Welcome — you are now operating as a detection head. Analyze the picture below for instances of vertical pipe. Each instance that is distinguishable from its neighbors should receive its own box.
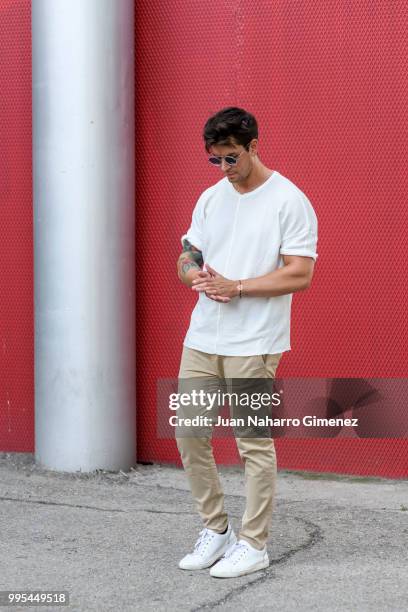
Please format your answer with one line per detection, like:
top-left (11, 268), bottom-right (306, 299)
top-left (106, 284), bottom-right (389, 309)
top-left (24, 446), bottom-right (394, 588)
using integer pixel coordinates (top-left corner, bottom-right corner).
top-left (32, 0), bottom-right (136, 471)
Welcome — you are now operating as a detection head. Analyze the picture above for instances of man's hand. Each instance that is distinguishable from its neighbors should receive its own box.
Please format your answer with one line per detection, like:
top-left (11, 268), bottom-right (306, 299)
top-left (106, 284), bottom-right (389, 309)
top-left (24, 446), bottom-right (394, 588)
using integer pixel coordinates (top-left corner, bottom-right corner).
top-left (188, 268), bottom-right (212, 288)
top-left (191, 264), bottom-right (239, 303)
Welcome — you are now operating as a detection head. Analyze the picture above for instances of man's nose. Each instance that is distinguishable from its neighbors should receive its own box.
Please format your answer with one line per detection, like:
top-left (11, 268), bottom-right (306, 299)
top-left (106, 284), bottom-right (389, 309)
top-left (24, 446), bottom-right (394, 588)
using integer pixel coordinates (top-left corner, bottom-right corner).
top-left (221, 158), bottom-right (231, 171)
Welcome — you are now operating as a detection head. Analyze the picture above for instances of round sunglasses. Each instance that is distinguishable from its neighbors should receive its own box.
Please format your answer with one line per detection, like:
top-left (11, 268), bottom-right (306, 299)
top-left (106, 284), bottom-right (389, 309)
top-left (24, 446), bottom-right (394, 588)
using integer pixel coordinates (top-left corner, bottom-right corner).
top-left (208, 145), bottom-right (249, 166)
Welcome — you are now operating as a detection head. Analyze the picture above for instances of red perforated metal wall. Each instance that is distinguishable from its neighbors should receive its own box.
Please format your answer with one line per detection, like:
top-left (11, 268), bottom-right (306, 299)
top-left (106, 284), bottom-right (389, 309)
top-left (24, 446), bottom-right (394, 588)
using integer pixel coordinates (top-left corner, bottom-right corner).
top-left (135, 1), bottom-right (408, 478)
top-left (0, 1), bottom-right (407, 477)
top-left (0, 0), bottom-right (33, 451)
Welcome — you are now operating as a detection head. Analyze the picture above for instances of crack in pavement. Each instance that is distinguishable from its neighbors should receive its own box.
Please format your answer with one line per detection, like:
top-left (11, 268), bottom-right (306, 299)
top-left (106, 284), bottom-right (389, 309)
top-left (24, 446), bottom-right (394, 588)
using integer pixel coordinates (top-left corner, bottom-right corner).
top-left (191, 516), bottom-right (324, 612)
top-left (0, 480), bottom-right (303, 512)
top-left (0, 493), bottom-right (246, 520)
top-left (0, 495), bottom-right (206, 517)
top-left (0, 496), bottom-right (127, 513)
top-left (0, 495), bottom-right (250, 522)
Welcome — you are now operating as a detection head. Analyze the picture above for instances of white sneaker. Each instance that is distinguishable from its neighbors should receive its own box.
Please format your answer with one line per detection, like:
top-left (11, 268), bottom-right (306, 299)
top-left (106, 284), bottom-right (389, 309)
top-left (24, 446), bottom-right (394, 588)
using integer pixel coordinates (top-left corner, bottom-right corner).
top-left (209, 539), bottom-right (269, 578)
top-left (178, 524), bottom-right (237, 570)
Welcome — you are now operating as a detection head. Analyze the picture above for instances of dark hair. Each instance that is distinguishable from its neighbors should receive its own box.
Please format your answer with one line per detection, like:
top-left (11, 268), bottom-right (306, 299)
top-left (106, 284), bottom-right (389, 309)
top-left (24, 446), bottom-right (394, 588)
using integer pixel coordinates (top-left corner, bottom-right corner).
top-left (203, 107), bottom-right (258, 153)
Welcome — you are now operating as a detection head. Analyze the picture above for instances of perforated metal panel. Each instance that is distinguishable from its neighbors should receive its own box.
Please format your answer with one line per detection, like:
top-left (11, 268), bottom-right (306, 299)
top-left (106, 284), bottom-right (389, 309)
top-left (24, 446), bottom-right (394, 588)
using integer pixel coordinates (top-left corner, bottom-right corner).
top-left (135, 1), bottom-right (408, 477)
top-left (0, 0), bottom-right (33, 451)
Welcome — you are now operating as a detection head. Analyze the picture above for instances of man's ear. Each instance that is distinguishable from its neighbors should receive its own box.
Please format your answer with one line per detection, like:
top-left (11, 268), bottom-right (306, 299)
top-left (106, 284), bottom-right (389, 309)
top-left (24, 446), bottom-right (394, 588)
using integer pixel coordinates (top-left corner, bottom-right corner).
top-left (249, 138), bottom-right (258, 156)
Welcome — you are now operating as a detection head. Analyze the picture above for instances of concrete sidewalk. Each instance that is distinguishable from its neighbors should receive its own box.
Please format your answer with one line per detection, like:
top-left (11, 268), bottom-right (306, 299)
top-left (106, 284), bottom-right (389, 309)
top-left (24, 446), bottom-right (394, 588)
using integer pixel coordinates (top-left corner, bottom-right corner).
top-left (0, 452), bottom-right (407, 612)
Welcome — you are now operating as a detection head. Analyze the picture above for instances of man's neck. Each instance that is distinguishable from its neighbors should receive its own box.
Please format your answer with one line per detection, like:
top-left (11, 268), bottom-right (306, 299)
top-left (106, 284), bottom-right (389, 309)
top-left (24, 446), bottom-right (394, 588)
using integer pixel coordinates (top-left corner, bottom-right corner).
top-left (232, 164), bottom-right (274, 195)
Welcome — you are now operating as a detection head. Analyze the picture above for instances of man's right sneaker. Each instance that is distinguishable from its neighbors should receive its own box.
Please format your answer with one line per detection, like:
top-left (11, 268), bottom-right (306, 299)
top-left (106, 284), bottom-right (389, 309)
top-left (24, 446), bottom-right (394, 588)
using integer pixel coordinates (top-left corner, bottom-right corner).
top-left (178, 523), bottom-right (237, 570)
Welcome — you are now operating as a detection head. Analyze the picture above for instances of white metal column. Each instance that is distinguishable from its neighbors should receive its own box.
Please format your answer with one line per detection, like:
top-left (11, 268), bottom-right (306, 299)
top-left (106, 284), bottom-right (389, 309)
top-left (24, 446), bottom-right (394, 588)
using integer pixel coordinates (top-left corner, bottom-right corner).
top-left (32, 0), bottom-right (136, 471)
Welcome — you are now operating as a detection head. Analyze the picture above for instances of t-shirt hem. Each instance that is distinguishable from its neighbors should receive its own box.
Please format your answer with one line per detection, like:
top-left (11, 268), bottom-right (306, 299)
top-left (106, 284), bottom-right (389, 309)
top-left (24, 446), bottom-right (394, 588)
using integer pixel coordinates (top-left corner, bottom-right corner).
top-left (183, 338), bottom-right (291, 357)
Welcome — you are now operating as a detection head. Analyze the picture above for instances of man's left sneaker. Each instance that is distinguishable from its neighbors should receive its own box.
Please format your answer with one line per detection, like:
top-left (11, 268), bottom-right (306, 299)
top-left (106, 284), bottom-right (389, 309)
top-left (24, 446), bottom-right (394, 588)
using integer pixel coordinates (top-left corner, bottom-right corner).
top-left (209, 539), bottom-right (269, 578)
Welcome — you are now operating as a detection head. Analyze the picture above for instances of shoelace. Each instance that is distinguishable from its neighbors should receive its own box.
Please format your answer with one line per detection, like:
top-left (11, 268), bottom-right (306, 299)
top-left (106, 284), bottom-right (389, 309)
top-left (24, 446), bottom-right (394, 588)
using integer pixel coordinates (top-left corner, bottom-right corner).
top-left (193, 528), bottom-right (214, 554)
top-left (224, 541), bottom-right (248, 560)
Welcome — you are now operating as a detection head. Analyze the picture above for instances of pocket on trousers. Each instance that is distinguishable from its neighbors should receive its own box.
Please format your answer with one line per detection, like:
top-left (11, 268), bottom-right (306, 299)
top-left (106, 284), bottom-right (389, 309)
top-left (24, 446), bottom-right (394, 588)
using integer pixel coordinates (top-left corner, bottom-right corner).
top-left (263, 353), bottom-right (282, 378)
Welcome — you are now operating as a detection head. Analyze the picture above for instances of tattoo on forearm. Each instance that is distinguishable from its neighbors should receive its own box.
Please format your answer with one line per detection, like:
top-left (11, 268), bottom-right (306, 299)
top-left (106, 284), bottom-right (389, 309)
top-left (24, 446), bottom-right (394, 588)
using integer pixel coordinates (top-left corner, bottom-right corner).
top-left (178, 253), bottom-right (201, 275)
top-left (181, 260), bottom-right (200, 274)
top-left (179, 238), bottom-right (204, 272)
top-left (182, 238), bottom-right (197, 252)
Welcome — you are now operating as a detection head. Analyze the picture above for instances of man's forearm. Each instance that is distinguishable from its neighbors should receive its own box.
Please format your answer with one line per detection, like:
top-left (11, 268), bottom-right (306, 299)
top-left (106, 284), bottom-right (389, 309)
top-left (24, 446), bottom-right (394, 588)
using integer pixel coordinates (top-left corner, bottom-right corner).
top-left (177, 239), bottom-right (204, 287)
top-left (241, 264), bottom-right (311, 298)
top-left (177, 255), bottom-right (201, 287)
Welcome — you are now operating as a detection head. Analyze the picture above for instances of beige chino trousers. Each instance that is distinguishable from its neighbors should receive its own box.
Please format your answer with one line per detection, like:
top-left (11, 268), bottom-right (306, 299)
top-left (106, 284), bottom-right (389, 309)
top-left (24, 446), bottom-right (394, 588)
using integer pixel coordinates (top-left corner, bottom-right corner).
top-left (176, 346), bottom-right (282, 551)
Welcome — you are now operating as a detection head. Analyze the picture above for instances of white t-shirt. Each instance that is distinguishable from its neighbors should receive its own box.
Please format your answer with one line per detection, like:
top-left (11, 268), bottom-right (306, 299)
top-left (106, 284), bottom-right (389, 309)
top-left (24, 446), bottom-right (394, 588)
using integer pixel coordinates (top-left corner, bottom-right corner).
top-left (181, 170), bottom-right (318, 356)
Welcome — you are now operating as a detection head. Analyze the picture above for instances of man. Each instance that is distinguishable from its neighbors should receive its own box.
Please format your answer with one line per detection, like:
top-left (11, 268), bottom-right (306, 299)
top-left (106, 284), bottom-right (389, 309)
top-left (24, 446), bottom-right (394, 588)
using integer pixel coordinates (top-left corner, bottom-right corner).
top-left (175, 107), bottom-right (318, 578)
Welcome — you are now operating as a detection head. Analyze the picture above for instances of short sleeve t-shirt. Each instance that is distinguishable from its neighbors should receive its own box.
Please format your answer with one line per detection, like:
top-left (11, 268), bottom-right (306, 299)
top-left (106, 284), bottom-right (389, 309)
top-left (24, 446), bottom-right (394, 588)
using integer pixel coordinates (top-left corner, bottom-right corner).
top-left (181, 170), bottom-right (318, 356)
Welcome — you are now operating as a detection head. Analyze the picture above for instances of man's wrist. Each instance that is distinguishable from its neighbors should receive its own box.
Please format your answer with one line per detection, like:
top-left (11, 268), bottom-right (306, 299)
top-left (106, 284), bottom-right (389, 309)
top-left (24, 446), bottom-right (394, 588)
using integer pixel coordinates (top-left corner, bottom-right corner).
top-left (236, 280), bottom-right (244, 298)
